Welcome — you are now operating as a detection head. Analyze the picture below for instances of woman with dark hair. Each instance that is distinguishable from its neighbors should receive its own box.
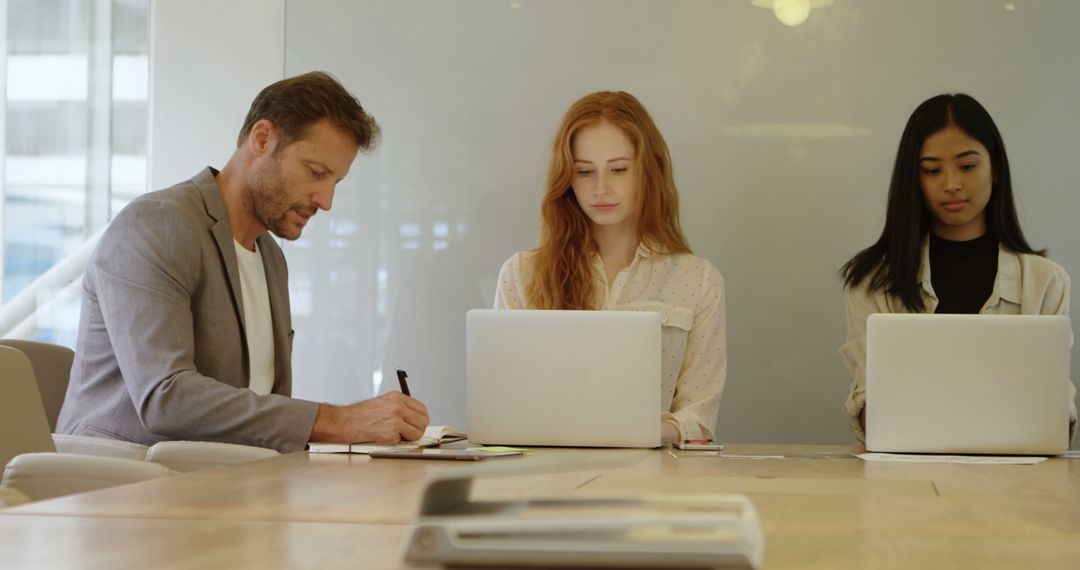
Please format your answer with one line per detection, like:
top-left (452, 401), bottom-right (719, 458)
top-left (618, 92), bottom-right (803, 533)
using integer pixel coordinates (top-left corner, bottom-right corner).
top-left (839, 93), bottom-right (1075, 442)
top-left (494, 91), bottom-right (726, 443)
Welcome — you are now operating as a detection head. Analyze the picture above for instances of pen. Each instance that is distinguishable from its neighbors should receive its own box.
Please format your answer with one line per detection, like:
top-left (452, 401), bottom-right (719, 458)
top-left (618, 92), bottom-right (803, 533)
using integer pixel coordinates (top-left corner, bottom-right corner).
top-left (396, 368), bottom-right (411, 396)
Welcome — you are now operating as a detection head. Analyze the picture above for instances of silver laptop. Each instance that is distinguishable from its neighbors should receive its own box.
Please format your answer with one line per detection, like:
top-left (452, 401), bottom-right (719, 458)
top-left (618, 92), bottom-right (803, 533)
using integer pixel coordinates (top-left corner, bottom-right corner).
top-left (467, 309), bottom-right (661, 448)
top-left (865, 314), bottom-right (1073, 455)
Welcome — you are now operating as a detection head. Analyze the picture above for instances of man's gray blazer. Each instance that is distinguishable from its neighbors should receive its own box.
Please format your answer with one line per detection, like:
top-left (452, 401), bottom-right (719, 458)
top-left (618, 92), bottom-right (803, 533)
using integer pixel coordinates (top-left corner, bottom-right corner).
top-left (56, 168), bottom-right (320, 452)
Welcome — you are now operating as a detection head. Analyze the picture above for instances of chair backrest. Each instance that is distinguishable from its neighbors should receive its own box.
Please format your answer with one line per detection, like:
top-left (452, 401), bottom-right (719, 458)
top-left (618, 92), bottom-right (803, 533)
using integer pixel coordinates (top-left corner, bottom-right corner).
top-left (0, 340), bottom-right (74, 432)
top-left (0, 346), bottom-right (57, 469)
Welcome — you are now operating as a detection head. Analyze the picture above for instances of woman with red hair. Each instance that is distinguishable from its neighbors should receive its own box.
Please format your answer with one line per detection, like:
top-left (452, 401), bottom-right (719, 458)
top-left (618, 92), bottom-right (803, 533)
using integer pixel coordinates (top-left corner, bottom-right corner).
top-left (494, 91), bottom-right (726, 443)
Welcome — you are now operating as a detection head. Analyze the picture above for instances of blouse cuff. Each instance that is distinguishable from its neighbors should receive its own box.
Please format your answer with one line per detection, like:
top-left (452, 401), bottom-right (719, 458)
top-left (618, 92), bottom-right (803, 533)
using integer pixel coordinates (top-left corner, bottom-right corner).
top-left (844, 393), bottom-right (867, 444)
top-left (664, 410), bottom-right (714, 441)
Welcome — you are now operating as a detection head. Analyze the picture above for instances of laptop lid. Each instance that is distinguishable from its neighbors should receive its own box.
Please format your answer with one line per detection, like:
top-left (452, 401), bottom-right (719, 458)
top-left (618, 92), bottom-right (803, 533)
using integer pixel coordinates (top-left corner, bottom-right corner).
top-left (865, 314), bottom-right (1072, 455)
top-left (467, 309), bottom-right (661, 448)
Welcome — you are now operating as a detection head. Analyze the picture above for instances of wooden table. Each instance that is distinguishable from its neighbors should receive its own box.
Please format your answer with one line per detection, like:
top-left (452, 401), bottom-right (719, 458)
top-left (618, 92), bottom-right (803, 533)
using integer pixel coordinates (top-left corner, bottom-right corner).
top-left (2, 444), bottom-right (1079, 569)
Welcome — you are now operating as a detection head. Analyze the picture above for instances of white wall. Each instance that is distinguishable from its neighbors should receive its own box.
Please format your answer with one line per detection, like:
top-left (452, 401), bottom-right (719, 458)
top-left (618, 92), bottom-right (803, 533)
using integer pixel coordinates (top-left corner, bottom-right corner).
top-left (152, 0), bottom-right (1080, 445)
top-left (148, 0), bottom-right (285, 189)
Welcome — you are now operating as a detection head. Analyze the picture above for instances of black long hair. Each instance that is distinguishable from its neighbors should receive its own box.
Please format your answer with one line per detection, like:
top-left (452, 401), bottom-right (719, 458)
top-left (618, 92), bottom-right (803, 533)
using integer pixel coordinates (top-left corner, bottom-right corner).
top-left (840, 93), bottom-right (1044, 312)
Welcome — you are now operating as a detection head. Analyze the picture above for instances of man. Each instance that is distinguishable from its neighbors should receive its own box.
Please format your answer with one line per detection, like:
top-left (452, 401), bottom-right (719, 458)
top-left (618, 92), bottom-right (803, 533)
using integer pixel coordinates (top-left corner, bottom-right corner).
top-left (56, 72), bottom-right (429, 453)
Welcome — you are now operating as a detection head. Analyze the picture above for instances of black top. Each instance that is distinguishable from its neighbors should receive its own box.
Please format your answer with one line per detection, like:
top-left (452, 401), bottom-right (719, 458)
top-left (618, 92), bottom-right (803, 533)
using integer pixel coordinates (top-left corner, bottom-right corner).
top-left (929, 231), bottom-right (999, 314)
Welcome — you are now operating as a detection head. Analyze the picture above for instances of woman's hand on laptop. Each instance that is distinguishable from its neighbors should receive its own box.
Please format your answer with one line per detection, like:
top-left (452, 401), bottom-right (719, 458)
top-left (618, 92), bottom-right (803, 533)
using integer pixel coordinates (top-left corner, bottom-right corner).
top-left (310, 392), bottom-right (430, 444)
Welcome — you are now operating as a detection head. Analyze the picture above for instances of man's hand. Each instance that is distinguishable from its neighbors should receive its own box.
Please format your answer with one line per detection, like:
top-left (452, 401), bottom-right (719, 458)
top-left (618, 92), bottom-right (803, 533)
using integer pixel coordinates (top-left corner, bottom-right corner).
top-left (310, 392), bottom-right (430, 444)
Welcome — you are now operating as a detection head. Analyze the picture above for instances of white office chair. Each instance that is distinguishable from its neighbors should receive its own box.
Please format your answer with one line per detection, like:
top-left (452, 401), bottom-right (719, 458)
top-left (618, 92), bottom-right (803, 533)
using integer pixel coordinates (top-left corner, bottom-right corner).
top-left (0, 346), bottom-right (175, 502)
top-left (145, 440), bottom-right (280, 473)
top-left (51, 433), bottom-right (150, 460)
top-left (2, 340), bottom-right (281, 471)
top-left (0, 486), bottom-right (30, 509)
top-left (0, 339), bottom-right (152, 460)
top-left (3, 453), bottom-right (173, 502)
top-left (0, 339), bottom-right (74, 432)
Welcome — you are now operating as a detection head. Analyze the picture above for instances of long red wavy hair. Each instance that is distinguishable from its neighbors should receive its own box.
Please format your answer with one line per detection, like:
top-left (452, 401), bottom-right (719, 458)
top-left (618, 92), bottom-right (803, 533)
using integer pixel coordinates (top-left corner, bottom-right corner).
top-left (526, 91), bottom-right (691, 310)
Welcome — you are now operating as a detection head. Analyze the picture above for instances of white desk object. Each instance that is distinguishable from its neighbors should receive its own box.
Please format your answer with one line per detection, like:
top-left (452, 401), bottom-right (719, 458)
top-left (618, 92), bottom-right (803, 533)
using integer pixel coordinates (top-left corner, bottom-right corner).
top-left (402, 460), bottom-right (764, 569)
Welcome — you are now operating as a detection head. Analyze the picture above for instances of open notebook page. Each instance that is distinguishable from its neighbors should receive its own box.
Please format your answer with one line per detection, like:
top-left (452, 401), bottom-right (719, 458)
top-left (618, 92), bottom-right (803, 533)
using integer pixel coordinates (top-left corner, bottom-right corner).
top-left (308, 425), bottom-right (467, 454)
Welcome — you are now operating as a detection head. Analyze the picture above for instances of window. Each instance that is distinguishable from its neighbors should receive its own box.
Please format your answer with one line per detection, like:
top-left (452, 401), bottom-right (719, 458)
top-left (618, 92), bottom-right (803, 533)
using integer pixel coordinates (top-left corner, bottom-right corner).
top-left (1, 0), bottom-right (149, 345)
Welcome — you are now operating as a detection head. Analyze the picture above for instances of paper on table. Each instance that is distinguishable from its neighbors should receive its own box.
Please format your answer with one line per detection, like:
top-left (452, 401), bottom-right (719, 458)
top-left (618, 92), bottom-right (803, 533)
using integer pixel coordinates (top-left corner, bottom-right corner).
top-left (857, 452), bottom-right (1047, 465)
top-left (708, 452), bottom-right (857, 460)
top-left (467, 446), bottom-right (531, 453)
top-left (307, 442), bottom-right (352, 453)
top-left (308, 425), bottom-right (467, 454)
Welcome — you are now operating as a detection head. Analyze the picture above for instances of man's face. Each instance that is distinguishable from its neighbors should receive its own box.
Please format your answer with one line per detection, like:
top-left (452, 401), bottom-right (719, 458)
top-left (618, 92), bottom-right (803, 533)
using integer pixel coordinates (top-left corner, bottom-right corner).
top-left (249, 119), bottom-right (359, 240)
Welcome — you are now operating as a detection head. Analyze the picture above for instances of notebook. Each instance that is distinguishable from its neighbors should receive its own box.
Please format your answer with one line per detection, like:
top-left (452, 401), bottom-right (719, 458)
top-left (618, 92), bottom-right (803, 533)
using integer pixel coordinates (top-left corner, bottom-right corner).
top-left (865, 314), bottom-right (1073, 455)
top-left (308, 425), bottom-right (466, 454)
top-left (466, 309), bottom-right (662, 448)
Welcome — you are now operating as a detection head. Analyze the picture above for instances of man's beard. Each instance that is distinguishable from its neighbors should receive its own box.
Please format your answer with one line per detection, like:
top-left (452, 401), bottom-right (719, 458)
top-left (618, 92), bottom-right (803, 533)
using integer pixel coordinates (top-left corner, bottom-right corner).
top-left (248, 159), bottom-right (315, 241)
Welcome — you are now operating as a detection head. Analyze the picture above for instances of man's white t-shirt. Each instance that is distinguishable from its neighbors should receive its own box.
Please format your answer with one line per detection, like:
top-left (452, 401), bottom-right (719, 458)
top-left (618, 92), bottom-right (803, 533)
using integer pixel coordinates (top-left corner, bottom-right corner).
top-left (233, 240), bottom-right (275, 395)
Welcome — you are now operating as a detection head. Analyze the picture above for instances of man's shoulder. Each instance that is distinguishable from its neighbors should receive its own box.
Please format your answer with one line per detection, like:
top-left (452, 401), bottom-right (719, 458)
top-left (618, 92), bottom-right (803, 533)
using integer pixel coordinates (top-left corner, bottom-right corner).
top-left (95, 171), bottom-right (222, 267)
top-left (137, 170), bottom-right (214, 213)
top-left (114, 170), bottom-right (217, 230)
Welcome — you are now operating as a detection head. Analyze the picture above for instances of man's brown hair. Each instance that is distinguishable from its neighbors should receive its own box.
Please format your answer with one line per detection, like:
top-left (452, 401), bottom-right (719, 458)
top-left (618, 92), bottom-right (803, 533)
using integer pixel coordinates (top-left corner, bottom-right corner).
top-left (237, 71), bottom-right (380, 152)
